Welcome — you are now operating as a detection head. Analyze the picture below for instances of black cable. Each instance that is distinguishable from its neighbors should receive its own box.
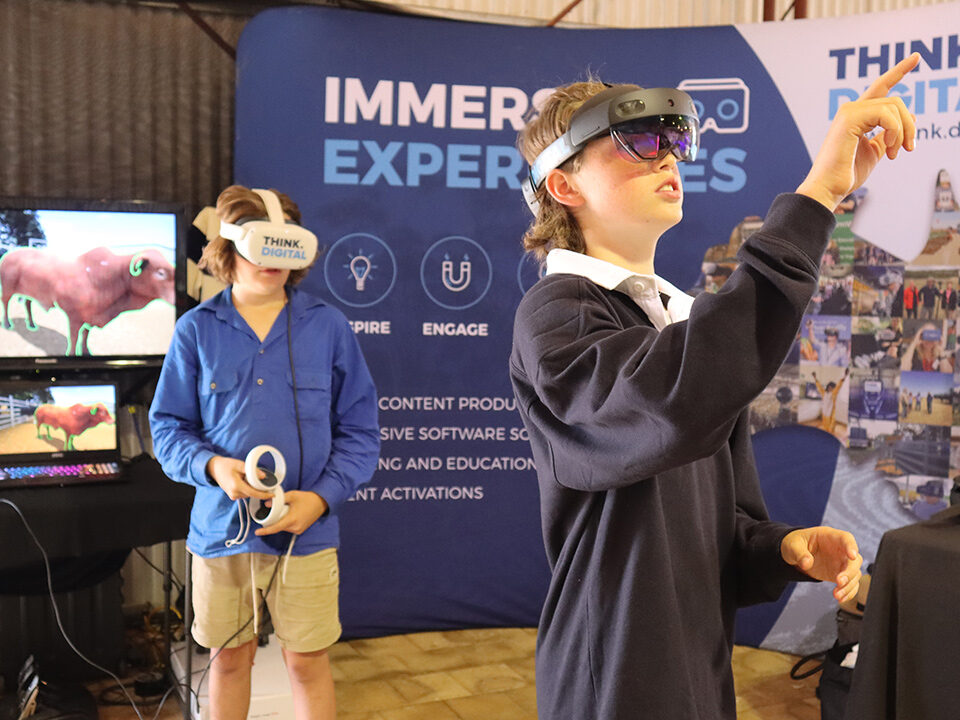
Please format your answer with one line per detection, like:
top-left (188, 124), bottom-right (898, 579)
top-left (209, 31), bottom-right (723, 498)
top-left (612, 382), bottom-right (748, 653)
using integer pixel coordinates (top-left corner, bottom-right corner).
top-left (176, 289), bottom-right (299, 695)
top-left (790, 650), bottom-right (827, 679)
top-left (193, 554), bottom-right (284, 698)
top-left (137, 679), bottom-right (197, 720)
top-left (149, 683), bottom-right (182, 720)
top-left (0, 498), bottom-right (146, 720)
top-left (134, 547), bottom-right (184, 592)
top-left (174, 288), bottom-right (301, 709)
top-left (2, 292), bottom-right (309, 719)
top-left (98, 680), bottom-right (165, 707)
top-left (286, 292), bottom-right (304, 486)
top-left (189, 296), bottom-right (299, 698)
top-left (0, 498), bottom-right (203, 720)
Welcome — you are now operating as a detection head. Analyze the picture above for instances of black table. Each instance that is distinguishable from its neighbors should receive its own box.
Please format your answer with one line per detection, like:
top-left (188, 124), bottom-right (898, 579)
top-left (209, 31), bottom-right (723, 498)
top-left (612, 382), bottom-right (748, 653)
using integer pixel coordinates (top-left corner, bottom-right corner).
top-left (846, 504), bottom-right (960, 719)
top-left (0, 455), bottom-right (193, 573)
top-left (0, 456), bottom-right (194, 688)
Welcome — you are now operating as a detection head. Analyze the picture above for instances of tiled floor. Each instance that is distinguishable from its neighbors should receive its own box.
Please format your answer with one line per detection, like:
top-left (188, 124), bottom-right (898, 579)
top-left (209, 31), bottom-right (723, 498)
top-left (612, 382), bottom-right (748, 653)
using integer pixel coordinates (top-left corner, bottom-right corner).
top-left (97, 627), bottom-right (822, 719)
top-left (331, 630), bottom-right (821, 720)
top-left (330, 628), bottom-right (538, 720)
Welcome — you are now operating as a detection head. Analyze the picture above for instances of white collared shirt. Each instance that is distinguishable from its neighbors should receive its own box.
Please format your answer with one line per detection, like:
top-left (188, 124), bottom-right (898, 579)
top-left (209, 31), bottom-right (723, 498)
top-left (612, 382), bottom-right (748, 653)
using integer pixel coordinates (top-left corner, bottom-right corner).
top-left (545, 248), bottom-right (694, 331)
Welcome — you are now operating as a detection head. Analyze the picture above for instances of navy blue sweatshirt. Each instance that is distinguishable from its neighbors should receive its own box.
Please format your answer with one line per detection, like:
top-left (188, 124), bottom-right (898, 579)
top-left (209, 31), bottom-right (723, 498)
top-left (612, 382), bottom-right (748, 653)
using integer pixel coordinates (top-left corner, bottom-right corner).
top-left (510, 193), bottom-right (836, 719)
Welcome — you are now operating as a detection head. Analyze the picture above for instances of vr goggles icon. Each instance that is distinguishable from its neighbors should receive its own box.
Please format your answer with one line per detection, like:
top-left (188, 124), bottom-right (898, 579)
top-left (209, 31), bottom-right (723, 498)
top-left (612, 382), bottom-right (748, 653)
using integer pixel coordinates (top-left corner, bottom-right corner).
top-left (676, 78), bottom-right (750, 135)
top-left (219, 188), bottom-right (318, 270)
top-left (522, 86), bottom-right (700, 215)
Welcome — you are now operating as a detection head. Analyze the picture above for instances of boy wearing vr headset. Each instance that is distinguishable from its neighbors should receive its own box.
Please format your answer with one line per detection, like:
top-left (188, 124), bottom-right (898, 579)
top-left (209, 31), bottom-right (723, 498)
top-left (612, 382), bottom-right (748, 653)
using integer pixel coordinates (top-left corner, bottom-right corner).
top-left (510, 55), bottom-right (919, 719)
top-left (149, 185), bottom-right (379, 720)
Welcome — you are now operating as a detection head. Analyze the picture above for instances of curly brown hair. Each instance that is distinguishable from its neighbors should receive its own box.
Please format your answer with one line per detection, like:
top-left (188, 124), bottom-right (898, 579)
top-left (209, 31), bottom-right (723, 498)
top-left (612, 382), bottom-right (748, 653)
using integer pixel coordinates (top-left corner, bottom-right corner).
top-left (199, 184), bottom-right (314, 286)
top-left (518, 80), bottom-right (641, 260)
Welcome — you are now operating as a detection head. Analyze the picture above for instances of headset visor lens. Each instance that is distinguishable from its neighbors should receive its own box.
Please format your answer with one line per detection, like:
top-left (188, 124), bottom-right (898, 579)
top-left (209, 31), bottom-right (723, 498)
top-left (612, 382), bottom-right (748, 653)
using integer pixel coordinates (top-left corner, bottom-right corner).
top-left (611, 115), bottom-right (699, 163)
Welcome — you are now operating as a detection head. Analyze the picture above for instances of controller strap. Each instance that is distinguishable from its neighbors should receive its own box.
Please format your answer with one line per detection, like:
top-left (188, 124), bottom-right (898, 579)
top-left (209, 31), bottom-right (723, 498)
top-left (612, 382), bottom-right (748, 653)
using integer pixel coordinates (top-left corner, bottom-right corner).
top-left (225, 500), bottom-right (252, 548)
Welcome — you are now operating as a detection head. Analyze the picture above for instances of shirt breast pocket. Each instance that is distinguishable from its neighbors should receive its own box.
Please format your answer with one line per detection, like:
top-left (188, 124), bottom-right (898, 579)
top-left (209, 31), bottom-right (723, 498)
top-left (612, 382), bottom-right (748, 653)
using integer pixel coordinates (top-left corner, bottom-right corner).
top-left (198, 369), bottom-right (240, 427)
top-left (289, 369), bottom-right (332, 422)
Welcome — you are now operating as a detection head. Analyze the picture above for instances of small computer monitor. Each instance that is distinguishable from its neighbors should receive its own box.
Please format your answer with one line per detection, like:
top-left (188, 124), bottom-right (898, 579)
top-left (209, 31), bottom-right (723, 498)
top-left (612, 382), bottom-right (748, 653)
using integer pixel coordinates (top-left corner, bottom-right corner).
top-left (0, 197), bottom-right (185, 369)
top-left (0, 378), bottom-right (122, 488)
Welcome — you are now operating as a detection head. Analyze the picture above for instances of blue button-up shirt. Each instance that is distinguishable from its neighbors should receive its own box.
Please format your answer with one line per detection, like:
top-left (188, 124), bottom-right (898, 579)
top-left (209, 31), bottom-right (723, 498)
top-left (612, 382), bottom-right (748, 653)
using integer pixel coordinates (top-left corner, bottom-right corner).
top-left (149, 285), bottom-right (380, 558)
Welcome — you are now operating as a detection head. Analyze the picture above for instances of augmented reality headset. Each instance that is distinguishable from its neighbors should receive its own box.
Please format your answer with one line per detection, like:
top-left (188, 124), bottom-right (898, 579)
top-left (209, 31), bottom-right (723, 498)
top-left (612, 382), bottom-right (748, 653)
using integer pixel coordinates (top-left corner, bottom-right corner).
top-left (522, 86), bottom-right (700, 215)
top-left (219, 188), bottom-right (318, 270)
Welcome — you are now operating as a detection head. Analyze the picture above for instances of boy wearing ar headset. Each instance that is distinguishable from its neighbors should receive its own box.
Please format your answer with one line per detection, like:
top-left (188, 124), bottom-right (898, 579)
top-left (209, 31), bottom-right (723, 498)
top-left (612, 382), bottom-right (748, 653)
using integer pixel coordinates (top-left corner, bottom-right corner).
top-left (510, 55), bottom-right (919, 719)
top-left (149, 185), bottom-right (379, 720)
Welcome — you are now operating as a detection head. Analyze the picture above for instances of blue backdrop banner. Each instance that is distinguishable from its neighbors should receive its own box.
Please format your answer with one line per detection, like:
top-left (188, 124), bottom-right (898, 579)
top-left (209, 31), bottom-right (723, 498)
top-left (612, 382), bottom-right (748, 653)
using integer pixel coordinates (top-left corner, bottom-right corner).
top-left (233, 3), bottom-right (960, 650)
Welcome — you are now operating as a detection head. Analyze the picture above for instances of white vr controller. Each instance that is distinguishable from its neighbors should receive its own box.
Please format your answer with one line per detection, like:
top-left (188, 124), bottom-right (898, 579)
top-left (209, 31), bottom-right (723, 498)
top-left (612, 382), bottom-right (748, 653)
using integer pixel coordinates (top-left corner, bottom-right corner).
top-left (244, 444), bottom-right (289, 527)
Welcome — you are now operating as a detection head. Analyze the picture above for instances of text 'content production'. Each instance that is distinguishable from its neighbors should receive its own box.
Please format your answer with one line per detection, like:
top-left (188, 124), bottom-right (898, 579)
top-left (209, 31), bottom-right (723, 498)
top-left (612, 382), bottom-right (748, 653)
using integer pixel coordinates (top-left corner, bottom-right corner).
top-left (349, 395), bottom-right (536, 503)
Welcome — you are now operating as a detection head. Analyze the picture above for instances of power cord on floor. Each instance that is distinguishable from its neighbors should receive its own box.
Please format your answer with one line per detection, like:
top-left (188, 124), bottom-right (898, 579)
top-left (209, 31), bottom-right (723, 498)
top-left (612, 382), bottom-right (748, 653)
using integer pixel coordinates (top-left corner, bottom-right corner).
top-left (2, 497), bottom-right (285, 718)
top-left (0, 498), bottom-right (198, 720)
top-left (128, 536), bottom-right (285, 699)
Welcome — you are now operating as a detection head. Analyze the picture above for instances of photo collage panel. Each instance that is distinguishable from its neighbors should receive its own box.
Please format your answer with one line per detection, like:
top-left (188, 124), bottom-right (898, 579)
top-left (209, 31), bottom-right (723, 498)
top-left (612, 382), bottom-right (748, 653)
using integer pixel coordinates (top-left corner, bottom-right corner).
top-left (696, 170), bottom-right (960, 521)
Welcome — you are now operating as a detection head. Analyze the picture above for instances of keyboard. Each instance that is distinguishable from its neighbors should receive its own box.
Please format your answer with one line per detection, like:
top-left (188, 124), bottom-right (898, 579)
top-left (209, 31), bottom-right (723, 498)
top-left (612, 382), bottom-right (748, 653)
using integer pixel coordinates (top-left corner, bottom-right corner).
top-left (0, 462), bottom-right (122, 488)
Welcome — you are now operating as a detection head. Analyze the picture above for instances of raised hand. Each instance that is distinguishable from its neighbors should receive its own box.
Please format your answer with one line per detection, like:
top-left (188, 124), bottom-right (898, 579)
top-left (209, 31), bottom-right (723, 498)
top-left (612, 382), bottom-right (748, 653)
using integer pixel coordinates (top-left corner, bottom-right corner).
top-left (797, 52), bottom-right (919, 211)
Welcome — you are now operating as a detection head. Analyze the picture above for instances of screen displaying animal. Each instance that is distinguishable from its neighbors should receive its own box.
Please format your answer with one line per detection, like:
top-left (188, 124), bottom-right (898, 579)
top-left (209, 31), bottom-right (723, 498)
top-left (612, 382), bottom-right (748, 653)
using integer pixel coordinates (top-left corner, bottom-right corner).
top-left (1, 246), bottom-right (174, 355)
top-left (34, 402), bottom-right (115, 451)
top-left (0, 200), bottom-right (180, 363)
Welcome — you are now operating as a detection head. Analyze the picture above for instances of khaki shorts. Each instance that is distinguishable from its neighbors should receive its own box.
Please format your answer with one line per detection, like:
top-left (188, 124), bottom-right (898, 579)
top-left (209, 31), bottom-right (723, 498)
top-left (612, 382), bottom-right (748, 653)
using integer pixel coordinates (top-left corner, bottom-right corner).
top-left (190, 548), bottom-right (341, 653)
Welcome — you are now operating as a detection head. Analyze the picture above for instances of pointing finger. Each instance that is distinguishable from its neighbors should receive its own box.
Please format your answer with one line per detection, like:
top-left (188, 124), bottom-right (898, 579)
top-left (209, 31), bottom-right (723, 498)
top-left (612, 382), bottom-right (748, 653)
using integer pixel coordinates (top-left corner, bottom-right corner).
top-left (860, 52), bottom-right (920, 101)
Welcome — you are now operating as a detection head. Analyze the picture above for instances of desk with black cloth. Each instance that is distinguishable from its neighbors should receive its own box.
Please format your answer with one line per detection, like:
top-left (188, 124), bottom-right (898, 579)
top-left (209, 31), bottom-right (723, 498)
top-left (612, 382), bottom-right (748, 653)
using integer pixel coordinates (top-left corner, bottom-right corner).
top-left (0, 455), bottom-right (193, 572)
top-left (846, 504), bottom-right (960, 720)
top-left (0, 456), bottom-right (193, 684)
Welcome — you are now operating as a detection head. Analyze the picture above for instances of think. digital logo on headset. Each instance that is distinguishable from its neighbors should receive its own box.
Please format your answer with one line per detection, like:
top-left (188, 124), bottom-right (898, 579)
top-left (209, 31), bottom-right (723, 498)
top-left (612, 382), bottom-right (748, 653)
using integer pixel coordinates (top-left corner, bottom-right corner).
top-left (220, 189), bottom-right (319, 270)
top-left (677, 78), bottom-right (751, 135)
top-left (261, 235), bottom-right (308, 261)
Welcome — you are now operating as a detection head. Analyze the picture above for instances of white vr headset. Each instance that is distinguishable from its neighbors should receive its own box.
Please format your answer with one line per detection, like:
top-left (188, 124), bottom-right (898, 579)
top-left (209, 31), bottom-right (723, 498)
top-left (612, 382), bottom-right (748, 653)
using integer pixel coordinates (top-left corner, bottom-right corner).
top-left (219, 188), bottom-right (318, 270)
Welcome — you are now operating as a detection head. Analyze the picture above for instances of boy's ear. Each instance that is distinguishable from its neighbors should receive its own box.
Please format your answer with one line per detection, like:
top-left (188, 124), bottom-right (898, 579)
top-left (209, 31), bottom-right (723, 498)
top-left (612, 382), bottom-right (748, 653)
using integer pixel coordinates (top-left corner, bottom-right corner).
top-left (544, 168), bottom-right (584, 208)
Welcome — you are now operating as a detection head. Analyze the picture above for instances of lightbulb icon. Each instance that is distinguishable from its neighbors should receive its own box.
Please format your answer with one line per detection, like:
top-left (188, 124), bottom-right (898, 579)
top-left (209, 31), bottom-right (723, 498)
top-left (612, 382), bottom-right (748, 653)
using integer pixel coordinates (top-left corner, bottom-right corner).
top-left (349, 254), bottom-right (372, 292)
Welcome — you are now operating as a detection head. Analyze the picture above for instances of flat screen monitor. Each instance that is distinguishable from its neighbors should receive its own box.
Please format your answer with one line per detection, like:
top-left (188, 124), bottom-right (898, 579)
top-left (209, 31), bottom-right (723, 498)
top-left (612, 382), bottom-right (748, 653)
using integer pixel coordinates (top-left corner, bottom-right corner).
top-left (0, 378), bottom-right (122, 488)
top-left (0, 197), bottom-right (185, 369)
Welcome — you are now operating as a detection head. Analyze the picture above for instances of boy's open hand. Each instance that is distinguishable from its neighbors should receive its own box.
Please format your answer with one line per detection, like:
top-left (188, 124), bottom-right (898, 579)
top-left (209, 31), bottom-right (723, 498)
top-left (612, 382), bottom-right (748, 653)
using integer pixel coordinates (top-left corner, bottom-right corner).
top-left (781, 526), bottom-right (863, 604)
top-left (797, 52), bottom-right (919, 211)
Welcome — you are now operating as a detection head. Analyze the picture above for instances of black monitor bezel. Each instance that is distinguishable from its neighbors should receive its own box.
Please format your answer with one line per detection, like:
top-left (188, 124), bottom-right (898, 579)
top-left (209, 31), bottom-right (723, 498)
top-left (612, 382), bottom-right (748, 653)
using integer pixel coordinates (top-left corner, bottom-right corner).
top-left (0, 195), bottom-right (187, 370)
